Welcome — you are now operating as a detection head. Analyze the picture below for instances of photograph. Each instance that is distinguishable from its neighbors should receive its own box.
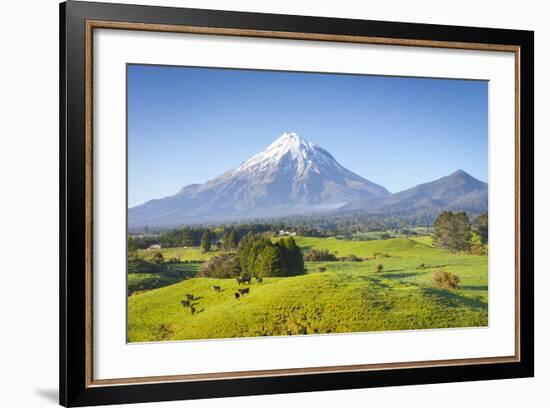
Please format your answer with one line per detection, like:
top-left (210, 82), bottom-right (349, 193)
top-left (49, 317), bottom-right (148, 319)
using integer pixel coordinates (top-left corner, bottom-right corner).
top-left (126, 64), bottom-right (489, 342)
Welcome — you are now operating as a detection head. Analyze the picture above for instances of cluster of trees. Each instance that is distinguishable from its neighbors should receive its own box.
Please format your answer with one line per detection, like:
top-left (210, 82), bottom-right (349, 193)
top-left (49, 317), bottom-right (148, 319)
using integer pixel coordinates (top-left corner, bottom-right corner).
top-left (239, 234), bottom-right (304, 277)
top-left (267, 212), bottom-right (441, 232)
top-left (199, 234), bottom-right (305, 278)
top-left (199, 228), bottom-right (239, 252)
top-left (303, 248), bottom-right (364, 262)
top-left (128, 235), bottom-right (159, 252)
top-left (433, 211), bottom-right (488, 253)
top-left (130, 224), bottom-right (276, 250)
top-left (474, 212), bottom-right (488, 245)
top-left (129, 215), bottom-right (442, 243)
top-left (303, 248), bottom-right (338, 262)
top-left (130, 214), bottom-right (454, 250)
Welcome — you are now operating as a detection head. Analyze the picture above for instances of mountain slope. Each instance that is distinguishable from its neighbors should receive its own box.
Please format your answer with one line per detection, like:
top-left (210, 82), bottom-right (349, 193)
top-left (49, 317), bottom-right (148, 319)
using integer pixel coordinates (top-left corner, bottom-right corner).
top-left (341, 170), bottom-right (488, 216)
top-left (129, 132), bottom-right (389, 226)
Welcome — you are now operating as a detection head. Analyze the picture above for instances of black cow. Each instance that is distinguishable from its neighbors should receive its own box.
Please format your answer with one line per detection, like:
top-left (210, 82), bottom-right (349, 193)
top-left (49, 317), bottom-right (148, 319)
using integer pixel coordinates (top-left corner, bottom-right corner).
top-left (212, 285), bottom-right (221, 292)
top-left (236, 276), bottom-right (252, 285)
top-left (256, 277), bottom-right (263, 283)
top-left (234, 292), bottom-right (240, 300)
top-left (189, 306), bottom-right (196, 314)
top-left (238, 288), bottom-right (250, 296)
top-left (185, 294), bottom-right (194, 300)
top-left (180, 300), bottom-right (190, 307)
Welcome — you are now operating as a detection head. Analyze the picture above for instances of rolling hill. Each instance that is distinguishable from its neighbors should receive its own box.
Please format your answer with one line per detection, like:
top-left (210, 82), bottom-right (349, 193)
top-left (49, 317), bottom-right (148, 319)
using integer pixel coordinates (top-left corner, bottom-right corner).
top-left (128, 237), bottom-right (488, 342)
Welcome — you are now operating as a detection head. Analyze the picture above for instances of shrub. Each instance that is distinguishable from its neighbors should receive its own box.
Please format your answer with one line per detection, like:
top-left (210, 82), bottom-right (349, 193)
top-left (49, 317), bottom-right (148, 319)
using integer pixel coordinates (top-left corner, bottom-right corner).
top-left (432, 270), bottom-right (460, 289)
top-left (198, 253), bottom-right (241, 278)
top-left (343, 254), bottom-right (362, 262)
top-left (376, 264), bottom-right (384, 273)
top-left (151, 251), bottom-right (164, 264)
top-left (418, 263), bottom-right (426, 269)
top-left (303, 248), bottom-right (338, 262)
top-left (470, 243), bottom-right (488, 256)
top-left (317, 266), bottom-right (327, 272)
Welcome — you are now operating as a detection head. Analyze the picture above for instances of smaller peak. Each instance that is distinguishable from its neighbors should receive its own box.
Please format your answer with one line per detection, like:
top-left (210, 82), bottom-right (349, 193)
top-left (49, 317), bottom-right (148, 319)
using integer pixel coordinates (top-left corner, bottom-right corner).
top-left (445, 170), bottom-right (486, 185)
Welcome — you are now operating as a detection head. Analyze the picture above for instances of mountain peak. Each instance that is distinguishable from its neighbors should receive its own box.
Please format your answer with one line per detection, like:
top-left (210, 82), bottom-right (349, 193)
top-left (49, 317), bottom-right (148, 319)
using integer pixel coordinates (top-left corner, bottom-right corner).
top-left (229, 132), bottom-right (322, 177)
top-left (276, 131), bottom-right (302, 142)
top-left (450, 169), bottom-right (469, 177)
top-left (266, 132), bottom-right (313, 152)
top-left (129, 131), bottom-right (390, 226)
top-left (445, 169), bottom-right (485, 184)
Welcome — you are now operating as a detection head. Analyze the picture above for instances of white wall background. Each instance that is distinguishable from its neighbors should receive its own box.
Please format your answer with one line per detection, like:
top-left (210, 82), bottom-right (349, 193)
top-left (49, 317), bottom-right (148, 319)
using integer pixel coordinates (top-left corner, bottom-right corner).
top-left (0, 1), bottom-right (545, 407)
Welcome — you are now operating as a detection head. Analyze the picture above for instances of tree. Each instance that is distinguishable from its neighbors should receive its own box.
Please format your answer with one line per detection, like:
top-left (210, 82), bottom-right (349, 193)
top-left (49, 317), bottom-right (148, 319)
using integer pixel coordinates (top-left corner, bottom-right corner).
top-left (433, 211), bottom-right (472, 253)
top-left (127, 236), bottom-right (138, 254)
top-left (151, 251), bottom-right (164, 264)
top-left (228, 230), bottom-right (238, 248)
top-left (278, 236), bottom-right (305, 276)
top-left (201, 229), bottom-right (212, 252)
top-left (474, 212), bottom-right (489, 245)
top-left (257, 245), bottom-right (282, 277)
top-left (223, 229), bottom-right (238, 249)
top-left (198, 253), bottom-right (241, 278)
top-left (237, 233), bottom-right (304, 277)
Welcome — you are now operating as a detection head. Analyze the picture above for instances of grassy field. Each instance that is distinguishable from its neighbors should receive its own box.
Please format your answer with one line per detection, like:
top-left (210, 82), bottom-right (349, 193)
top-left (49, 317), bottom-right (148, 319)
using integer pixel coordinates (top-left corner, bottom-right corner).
top-left (127, 263), bottom-right (200, 295)
top-left (136, 247), bottom-right (222, 262)
top-left (127, 236), bottom-right (488, 342)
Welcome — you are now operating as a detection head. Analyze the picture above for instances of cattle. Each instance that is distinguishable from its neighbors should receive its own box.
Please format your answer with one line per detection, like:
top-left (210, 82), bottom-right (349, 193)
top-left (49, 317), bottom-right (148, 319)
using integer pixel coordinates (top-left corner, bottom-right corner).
top-left (236, 276), bottom-right (252, 285)
top-left (189, 306), bottom-right (196, 314)
top-left (234, 292), bottom-right (240, 300)
top-left (185, 294), bottom-right (194, 300)
top-left (238, 288), bottom-right (250, 296)
top-left (212, 285), bottom-right (221, 292)
top-left (256, 277), bottom-right (263, 283)
top-left (180, 300), bottom-right (190, 307)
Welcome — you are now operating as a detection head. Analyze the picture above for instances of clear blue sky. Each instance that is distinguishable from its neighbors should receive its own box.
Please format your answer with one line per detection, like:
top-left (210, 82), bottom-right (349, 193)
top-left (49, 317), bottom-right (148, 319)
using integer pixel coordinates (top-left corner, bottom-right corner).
top-left (128, 64), bottom-right (488, 207)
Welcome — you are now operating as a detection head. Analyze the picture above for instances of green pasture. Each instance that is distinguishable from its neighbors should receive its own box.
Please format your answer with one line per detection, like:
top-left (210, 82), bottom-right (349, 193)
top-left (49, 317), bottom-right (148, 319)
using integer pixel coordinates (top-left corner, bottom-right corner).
top-left (128, 236), bottom-right (488, 342)
top-left (136, 246), bottom-right (226, 262)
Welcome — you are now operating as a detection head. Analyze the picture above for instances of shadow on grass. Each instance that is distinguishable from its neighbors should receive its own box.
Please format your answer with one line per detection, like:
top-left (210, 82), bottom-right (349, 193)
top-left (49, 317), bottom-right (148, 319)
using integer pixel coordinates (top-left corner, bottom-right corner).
top-left (459, 285), bottom-right (488, 291)
top-left (427, 263), bottom-right (475, 269)
top-left (188, 296), bottom-right (203, 301)
top-left (423, 287), bottom-right (487, 310)
top-left (355, 275), bottom-right (392, 289)
top-left (378, 271), bottom-right (419, 279)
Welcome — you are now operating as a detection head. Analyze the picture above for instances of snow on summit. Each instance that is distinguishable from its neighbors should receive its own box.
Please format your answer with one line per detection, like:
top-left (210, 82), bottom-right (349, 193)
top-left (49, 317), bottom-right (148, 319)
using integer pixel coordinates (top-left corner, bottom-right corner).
top-left (226, 132), bottom-right (345, 179)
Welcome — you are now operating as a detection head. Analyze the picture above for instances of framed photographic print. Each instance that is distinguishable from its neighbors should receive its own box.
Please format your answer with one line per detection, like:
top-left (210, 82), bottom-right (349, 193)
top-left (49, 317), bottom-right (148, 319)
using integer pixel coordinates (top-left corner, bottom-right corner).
top-left (60, 1), bottom-right (534, 406)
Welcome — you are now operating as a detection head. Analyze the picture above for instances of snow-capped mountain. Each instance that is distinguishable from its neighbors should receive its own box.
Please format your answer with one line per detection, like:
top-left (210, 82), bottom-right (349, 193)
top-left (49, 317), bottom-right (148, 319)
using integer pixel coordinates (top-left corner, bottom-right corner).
top-left (129, 132), bottom-right (390, 227)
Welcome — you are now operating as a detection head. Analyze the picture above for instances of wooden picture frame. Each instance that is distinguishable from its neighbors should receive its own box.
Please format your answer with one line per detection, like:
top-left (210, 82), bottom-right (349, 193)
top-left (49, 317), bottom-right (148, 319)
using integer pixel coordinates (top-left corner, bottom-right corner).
top-left (60, 1), bottom-right (534, 406)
